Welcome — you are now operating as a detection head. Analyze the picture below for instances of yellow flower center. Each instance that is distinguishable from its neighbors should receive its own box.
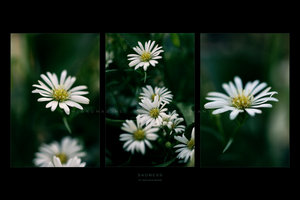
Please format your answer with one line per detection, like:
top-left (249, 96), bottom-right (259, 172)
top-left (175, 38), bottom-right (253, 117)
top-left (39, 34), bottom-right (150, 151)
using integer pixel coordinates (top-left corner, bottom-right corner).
top-left (151, 94), bottom-right (156, 101)
top-left (163, 117), bottom-right (169, 122)
top-left (232, 93), bottom-right (252, 109)
top-left (53, 88), bottom-right (69, 101)
top-left (171, 123), bottom-right (175, 129)
top-left (140, 52), bottom-right (152, 62)
top-left (133, 129), bottom-right (145, 141)
top-left (187, 139), bottom-right (194, 150)
top-left (151, 94), bottom-right (161, 101)
top-left (149, 108), bottom-right (160, 118)
top-left (55, 153), bottom-right (68, 164)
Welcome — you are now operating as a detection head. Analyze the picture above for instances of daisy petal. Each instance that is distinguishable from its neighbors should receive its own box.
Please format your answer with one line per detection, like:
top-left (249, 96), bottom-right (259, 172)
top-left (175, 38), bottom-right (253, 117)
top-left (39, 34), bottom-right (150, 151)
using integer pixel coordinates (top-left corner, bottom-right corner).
top-left (204, 101), bottom-right (228, 109)
top-left (38, 97), bottom-right (53, 102)
top-left (212, 106), bottom-right (234, 115)
top-left (59, 102), bottom-right (70, 115)
top-left (65, 100), bottom-right (83, 110)
top-left (245, 108), bottom-right (262, 116)
top-left (229, 109), bottom-right (240, 120)
top-left (60, 70), bottom-right (67, 85)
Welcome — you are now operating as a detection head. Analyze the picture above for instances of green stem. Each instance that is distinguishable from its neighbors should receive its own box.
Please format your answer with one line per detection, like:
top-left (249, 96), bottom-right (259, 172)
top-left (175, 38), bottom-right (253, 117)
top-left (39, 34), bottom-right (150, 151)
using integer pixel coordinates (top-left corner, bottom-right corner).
top-left (120, 155), bottom-right (132, 166)
top-left (144, 71), bottom-right (147, 83)
top-left (215, 115), bottom-right (225, 145)
top-left (105, 69), bottom-right (134, 73)
top-left (62, 117), bottom-right (72, 134)
top-left (222, 117), bottom-right (245, 153)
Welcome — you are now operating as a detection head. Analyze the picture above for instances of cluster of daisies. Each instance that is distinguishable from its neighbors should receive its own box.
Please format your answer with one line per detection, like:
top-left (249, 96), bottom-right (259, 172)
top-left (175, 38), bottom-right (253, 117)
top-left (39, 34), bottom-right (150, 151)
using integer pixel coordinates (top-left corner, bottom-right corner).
top-left (119, 40), bottom-right (195, 164)
top-left (32, 70), bottom-right (90, 167)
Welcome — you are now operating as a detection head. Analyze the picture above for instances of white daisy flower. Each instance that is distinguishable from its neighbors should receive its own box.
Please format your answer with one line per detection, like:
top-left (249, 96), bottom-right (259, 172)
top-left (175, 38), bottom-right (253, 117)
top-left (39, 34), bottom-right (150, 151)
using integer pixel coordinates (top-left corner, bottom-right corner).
top-left (161, 110), bottom-right (185, 135)
top-left (136, 95), bottom-right (168, 126)
top-left (127, 40), bottom-right (164, 71)
top-left (204, 76), bottom-right (278, 120)
top-left (33, 136), bottom-right (86, 167)
top-left (120, 116), bottom-right (160, 155)
top-left (48, 156), bottom-right (86, 167)
top-left (162, 110), bottom-right (178, 128)
top-left (169, 117), bottom-right (186, 135)
top-left (32, 70), bottom-right (90, 115)
top-left (140, 85), bottom-right (173, 104)
top-left (174, 127), bottom-right (195, 163)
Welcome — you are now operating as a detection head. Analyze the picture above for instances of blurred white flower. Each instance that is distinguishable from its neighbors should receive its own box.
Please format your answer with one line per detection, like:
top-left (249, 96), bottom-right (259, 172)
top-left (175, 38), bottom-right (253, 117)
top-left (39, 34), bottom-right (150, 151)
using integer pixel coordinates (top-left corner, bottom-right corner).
top-left (169, 117), bottom-right (186, 135)
top-left (162, 110), bottom-right (185, 135)
top-left (32, 70), bottom-right (89, 115)
top-left (120, 116), bottom-right (159, 155)
top-left (136, 95), bottom-right (168, 126)
top-left (34, 136), bottom-right (86, 167)
top-left (174, 127), bottom-right (195, 163)
top-left (204, 76), bottom-right (278, 120)
top-left (48, 156), bottom-right (86, 167)
top-left (105, 51), bottom-right (114, 68)
top-left (140, 85), bottom-right (173, 104)
top-left (127, 40), bottom-right (163, 71)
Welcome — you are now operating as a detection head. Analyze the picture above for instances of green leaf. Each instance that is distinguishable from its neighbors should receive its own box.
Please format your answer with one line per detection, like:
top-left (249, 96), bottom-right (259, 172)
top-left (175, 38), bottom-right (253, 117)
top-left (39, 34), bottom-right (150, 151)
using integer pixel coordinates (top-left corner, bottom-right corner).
top-left (106, 117), bottom-right (126, 127)
top-left (154, 157), bottom-right (177, 167)
top-left (170, 33), bottom-right (180, 47)
top-left (62, 117), bottom-right (72, 134)
top-left (222, 138), bottom-right (234, 153)
top-left (176, 102), bottom-right (194, 126)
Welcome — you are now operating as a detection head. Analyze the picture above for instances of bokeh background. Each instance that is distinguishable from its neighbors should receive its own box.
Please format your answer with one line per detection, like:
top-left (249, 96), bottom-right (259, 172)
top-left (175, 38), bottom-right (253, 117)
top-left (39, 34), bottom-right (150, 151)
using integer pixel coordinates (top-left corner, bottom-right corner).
top-left (10, 33), bottom-right (100, 167)
top-left (105, 33), bottom-right (195, 167)
top-left (200, 33), bottom-right (289, 167)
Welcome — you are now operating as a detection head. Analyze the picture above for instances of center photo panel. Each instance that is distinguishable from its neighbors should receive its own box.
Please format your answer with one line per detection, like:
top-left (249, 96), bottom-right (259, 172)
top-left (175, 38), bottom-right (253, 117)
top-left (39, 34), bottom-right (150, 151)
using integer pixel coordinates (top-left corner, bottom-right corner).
top-left (105, 33), bottom-right (195, 167)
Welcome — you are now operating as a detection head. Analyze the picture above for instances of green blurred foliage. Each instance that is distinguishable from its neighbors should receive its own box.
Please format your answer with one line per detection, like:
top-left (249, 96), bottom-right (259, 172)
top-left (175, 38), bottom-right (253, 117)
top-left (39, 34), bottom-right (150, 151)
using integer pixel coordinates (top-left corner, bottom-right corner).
top-left (105, 33), bottom-right (195, 167)
top-left (10, 33), bottom-right (100, 167)
top-left (200, 33), bottom-right (289, 167)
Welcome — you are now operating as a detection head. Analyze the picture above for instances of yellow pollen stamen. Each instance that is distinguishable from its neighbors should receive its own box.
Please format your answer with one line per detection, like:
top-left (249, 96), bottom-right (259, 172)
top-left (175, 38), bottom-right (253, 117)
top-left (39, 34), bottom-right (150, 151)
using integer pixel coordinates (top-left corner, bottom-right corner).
top-left (171, 123), bottom-right (175, 129)
top-left (163, 117), bottom-right (169, 122)
top-left (187, 139), bottom-right (194, 150)
top-left (151, 94), bottom-right (161, 101)
top-left (232, 93), bottom-right (252, 109)
top-left (133, 129), bottom-right (145, 141)
top-left (149, 108), bottom-right (160, 118)
top-left (151, 94), bottom-right (156, 101)
top-left (53, 88), bottom-right (69, 101)
top-left (55, 153), bottom-right (68, 164)
top-left (140, 52), bottom-right (151, 62)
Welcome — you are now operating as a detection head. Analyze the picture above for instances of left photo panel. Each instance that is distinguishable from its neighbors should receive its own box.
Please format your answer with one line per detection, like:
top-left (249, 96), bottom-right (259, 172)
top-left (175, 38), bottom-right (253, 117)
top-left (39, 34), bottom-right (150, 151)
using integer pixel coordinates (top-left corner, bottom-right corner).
top-left (10, 33), bottom-right (100, 167)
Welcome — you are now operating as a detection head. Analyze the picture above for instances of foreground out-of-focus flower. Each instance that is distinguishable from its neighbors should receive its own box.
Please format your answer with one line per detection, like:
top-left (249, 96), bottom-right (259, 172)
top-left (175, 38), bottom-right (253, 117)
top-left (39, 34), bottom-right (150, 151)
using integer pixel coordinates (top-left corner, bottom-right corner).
top-left (140, 85), bottom-right (173, 104)
top-left (32, 70), bottom-right (89, 115)
top-left (174, 127), bottom-right (195, 163)
top-left (48, 156), bottom-right (86, 167)
top-left (204, 76), bottom-right (278, 120)
top-left (127, 40), bottom-right (163, 71)
top-left (34, 136), bottom-right (86, 167)
top-left (120, 116), bottom-right (160, 155)
top-left (105, 51), bottom-right (114, 68)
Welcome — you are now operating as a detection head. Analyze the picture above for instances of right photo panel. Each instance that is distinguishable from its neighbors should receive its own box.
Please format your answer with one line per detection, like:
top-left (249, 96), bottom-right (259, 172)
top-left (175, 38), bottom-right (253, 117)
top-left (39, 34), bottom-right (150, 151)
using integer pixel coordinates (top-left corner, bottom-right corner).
top-left (200, 33), bottom-right (290, 167)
